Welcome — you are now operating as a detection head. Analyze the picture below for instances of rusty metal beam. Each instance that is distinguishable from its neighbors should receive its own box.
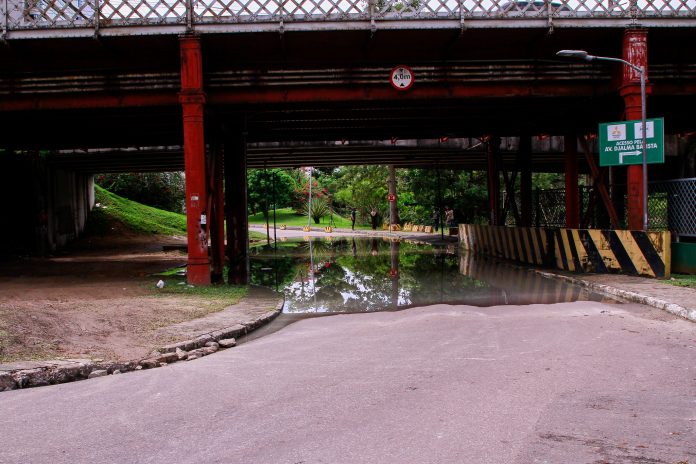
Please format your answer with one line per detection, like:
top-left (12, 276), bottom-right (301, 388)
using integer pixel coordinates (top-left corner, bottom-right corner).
top-left (579, 136), bottom-right (620, 230)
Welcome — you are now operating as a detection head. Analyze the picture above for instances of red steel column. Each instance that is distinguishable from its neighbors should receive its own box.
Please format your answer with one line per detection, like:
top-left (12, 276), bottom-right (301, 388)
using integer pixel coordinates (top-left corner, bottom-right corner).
top-left (519, 135), bottom-right (532, 227)
top-left (209, 141), bottom-right (226, 284)
top-left (225, 132), bottom-right (250, 285)
top-left (564, 133), bottom-right (580, 228)
top-left (620, 28), bottom-right (649, 230)
top-left (179, 35), bottom-right (210, 286)
top-left (486, 137), bottom-right (501, 226)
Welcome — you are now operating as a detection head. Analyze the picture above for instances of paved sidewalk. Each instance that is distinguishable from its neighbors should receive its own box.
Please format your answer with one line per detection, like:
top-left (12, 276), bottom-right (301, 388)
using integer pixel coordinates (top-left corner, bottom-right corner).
top-left (537, 271), bottom-right (696, 322)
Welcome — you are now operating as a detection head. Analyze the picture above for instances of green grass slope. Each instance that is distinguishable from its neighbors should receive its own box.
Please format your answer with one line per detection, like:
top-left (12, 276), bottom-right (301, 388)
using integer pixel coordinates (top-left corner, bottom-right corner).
top-left (90, 185), bottom-right (267, 241)
top-left (90, 185), bottom-right (188, 236)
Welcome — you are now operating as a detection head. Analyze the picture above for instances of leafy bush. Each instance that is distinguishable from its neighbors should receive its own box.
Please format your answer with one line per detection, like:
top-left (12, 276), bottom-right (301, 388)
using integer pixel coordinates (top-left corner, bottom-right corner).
top-left (300, 196), bottom-right (330, 224)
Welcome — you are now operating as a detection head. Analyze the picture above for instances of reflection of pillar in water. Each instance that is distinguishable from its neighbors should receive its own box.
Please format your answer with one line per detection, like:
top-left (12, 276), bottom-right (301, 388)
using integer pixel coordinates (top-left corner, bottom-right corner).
top-left (390, 240), bottom-right (400, 309)
top-left (438, 248), bottom-right (445, 303)
top-left (309, 239), bottom-right (316, 301)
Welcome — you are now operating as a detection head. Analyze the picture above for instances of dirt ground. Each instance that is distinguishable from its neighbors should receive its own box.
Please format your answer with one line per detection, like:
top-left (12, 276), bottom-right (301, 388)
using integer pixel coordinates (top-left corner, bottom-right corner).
top-left (0, 227), bottom-right (246, 363)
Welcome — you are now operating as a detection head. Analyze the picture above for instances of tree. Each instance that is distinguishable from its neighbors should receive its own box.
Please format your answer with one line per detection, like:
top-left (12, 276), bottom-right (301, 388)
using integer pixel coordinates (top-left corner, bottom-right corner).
top-left (402, 169), bottom-right (489, 224)
top-left (334, 165), bottom-right (389, 226)
top-left (247, 169), bottom-right (296, 220)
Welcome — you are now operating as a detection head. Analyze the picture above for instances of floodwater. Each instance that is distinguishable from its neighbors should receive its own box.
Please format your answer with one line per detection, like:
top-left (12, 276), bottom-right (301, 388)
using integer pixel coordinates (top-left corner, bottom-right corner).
top-left (249, 236), bottom-right (610, 314)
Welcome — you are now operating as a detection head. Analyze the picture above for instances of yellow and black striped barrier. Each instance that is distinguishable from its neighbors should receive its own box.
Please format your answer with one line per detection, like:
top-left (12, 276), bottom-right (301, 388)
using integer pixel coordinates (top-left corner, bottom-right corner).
top-left (459, 224), bottom-right (670, 279)
top-left (552, 228), bottom-right (670, 279)
top-left (459, 224), bottom-right (553, 266)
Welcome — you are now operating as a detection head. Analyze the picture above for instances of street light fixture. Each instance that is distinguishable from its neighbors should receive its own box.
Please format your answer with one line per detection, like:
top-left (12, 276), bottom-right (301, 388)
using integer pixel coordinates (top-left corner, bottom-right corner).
top-left (556, 49), bottom-right (648, 231)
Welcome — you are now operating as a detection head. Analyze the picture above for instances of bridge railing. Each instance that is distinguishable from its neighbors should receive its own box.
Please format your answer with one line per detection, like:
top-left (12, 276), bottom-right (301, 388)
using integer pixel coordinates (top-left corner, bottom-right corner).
top-left (2, 0), bottom-right (695, 33)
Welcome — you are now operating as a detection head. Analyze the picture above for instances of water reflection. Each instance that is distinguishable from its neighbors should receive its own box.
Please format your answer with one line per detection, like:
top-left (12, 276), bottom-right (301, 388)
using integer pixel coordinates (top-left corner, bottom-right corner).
top-left (249, 237), bottom-right (605, 314)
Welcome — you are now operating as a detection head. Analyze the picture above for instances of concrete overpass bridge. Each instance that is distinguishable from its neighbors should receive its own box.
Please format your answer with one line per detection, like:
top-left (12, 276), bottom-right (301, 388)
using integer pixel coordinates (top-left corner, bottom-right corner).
top-left (1, 0), bottom-right (695, 284)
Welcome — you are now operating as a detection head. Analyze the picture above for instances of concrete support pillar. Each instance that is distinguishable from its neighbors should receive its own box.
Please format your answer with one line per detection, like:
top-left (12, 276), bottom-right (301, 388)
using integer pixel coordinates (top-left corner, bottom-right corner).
top-left (209, 141), bottom-right (226, 284)
top-left (179, 35), bottom-right (210, 286)
top-left (519, 135), bottom-right (533, 227)
top-left (564, 133), bottom-right (580, 229)
top-left (486, 137), bottom-right (501, 226)
top-left (224, 133), bottom-right (249, 285)
top-left (621, 28), bottom-right (649, 230)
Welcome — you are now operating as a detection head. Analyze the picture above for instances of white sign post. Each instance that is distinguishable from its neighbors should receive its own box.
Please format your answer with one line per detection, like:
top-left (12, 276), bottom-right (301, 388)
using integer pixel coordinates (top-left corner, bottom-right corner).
top-left (390, 65), bottom-right (413, 91)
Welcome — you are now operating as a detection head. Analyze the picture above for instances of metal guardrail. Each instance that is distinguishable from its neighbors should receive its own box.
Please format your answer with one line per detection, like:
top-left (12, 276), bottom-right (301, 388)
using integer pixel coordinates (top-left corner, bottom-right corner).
top-left (1, 0), bottom-right (695, 35)
top-left (509, 178), bottom-right (696, 237)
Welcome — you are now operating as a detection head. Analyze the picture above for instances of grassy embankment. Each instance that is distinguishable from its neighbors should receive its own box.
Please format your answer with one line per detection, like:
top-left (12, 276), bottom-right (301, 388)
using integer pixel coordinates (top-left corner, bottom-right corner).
top-left (248, 207), bottom-right (369, 229)
top-left (90, 185), bottom-right (255, 298)
top-left (91, 185), bottom-right (188, 236)
top-left (92, 185), bottom-right (266, 242)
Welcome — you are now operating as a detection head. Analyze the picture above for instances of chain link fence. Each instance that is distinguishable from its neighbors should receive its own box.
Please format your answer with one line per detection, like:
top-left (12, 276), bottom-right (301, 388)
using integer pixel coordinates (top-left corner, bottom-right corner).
top-left (650, 178), bottom-right (696, 237)
top-left (503, 178), bottom-right (696, 238)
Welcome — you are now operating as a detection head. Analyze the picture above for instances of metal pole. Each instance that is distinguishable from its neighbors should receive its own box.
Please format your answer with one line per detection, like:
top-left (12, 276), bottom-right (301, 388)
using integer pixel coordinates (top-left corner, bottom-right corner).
top-left (93, 0), bottom-right (100, 37)
top-left (307, 167), bottom-right (312, 227)
top-left (557, 52), bottom-right (650, 230)
top-left (272, 170), bottom-right (277, 245)
top-left (640, 68), bottom-right (648, 231)
top-left (566, 53), bottom-right (648, 230)
top-left (3, 0), bottom-right (9, 40)
top-left (264, 167), bottom-right (270, 246)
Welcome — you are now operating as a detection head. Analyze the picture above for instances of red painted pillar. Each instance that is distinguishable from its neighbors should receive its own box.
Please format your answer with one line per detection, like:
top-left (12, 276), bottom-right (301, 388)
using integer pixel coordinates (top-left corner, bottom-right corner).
top-left (209, 141), bottom-right (225, 284)
top-left (620, 28), bottom-right (649, 230)
top-left (486, 137), bottom-right (501, 226)
top-left (519, 135), bottom-right (532, 227)
top-left (225, 132), bottom-right (250, 285)
top-left (179, 35), bottom-right (210, 286)
top-left (564, 133), bottom-right (580, 228)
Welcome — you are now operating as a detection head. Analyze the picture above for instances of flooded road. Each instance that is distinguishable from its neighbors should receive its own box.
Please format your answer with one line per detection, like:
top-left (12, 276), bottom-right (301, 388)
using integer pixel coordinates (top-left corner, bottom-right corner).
top-left (249, 237), bottom-right (610, 314)
top-left (242, 236), bottom-right (613, 343)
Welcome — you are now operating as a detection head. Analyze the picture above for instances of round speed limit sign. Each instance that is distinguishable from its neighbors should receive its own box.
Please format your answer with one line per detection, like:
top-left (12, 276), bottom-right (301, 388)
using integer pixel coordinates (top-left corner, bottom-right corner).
top-left (390, 65), bottom-right (414, 91)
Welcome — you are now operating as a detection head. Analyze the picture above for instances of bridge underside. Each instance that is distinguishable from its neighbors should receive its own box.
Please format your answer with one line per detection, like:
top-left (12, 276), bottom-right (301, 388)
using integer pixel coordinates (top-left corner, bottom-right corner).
top-left (2, 25), bottom-right (696, 283)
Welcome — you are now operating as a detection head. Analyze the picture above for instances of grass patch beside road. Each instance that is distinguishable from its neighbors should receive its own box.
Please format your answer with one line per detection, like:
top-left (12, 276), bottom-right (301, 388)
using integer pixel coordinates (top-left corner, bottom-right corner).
top-left (157, 282), bottom-right (248, 301)
top-left (248, 207), bottom-right (367, 229)
top-left (152, 275), bottom-right (248, 312)
top-left (666, 274), bottom-right (696, 290)
top-left (153, 264), bottom-right (249, 305)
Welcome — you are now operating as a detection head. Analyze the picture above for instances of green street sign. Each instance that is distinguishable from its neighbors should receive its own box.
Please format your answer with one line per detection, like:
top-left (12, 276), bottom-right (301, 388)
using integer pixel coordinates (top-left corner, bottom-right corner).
top-left (598, 117), bottom-right (664, 167)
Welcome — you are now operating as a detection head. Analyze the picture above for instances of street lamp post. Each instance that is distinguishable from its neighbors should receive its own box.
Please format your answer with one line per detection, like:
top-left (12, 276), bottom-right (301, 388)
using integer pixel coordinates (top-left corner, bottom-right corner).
top-left (556, 49), bottom-right (648, 231)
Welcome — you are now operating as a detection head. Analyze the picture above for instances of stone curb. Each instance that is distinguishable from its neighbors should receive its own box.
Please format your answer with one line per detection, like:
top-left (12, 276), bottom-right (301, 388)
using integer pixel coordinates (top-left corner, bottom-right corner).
top-left (0, 298), bottom-right (284, 393)
top-left (534, 270), bottom-right (696, 323)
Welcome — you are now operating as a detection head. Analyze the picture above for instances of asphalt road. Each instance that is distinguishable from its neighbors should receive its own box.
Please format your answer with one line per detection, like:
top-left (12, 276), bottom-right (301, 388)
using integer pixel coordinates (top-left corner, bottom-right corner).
top-left (1, 301), bottom-right (695, 464)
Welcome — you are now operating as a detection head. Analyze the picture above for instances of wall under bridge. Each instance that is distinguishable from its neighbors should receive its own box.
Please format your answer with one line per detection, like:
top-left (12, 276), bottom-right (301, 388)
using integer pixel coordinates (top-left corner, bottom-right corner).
top-left (459, 224), bottom-right (671, 279)
top-left (0, 152), bottom-right (94, 257)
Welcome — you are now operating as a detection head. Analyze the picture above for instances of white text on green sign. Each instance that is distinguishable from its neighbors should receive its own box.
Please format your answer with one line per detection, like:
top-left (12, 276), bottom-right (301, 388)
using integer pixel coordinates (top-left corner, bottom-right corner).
top-left (598, 117), bottom-right (664, 167)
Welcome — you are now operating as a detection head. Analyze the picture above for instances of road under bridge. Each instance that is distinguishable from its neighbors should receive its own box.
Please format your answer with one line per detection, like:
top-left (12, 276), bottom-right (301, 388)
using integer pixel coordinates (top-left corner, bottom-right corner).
top-left (1, 2), bottom-right (696, 284)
